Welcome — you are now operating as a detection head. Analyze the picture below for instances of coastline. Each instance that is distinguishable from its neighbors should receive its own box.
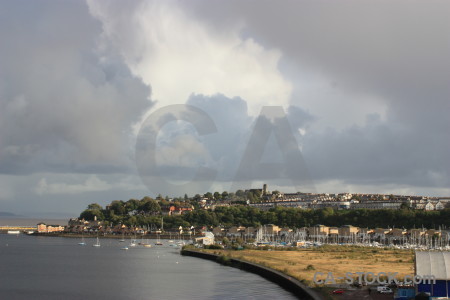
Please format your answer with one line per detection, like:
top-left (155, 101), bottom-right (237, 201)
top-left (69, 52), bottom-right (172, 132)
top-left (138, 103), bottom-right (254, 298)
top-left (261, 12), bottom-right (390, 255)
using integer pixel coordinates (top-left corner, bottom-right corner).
top-left (181, 249), bottom-right (323, 300)
top-left (11, 232), bottom-right (200, 240)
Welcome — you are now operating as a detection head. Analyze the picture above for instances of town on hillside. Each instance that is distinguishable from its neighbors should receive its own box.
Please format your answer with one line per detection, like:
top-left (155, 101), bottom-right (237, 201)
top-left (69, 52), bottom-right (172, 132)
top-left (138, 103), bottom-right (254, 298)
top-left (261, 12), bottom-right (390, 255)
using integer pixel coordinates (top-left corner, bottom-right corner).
top-left (27, 185), bottom-right (450, 250)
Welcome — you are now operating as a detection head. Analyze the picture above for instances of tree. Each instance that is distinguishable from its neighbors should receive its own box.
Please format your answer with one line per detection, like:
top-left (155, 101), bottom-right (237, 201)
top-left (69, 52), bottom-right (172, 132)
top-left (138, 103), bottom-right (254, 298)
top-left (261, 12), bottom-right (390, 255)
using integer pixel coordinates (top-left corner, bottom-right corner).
top-left (213, 192), bottom-right (221, 201)
top-left (221, 191), bottom-right (228, 199)
top-left (87, 203), bottom-right (103, 210)
top-left (247, 193), bottom-right (255, 203)
top-left (125, 216), bottom-right (137, 227)
top-left (142, 196), bottom-right (154, 201)
top-left (109, 200), bottom-right (126, 215)
top-left (125, 199), bottom-right (139, 212)
top-left (143, 200), bottom-right (161, 214)
top-left (235, 190), bottom-right (245, 198)
top-left (204, 192), bottom-right (213, 200)
top-left (80, 209), bottom-right (104, 221)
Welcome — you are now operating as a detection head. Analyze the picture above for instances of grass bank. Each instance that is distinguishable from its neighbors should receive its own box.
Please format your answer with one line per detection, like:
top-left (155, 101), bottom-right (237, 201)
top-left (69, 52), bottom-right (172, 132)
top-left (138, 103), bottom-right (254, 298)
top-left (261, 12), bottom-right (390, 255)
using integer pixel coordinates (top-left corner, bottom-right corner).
top-left (202, 245), bottom-right (414, 288)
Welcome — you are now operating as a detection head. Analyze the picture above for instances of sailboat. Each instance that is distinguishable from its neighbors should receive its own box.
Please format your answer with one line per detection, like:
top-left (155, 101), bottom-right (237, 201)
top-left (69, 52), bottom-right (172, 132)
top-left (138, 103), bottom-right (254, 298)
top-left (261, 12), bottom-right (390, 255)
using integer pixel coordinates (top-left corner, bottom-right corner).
top-left (93, 237), bottom-right (101, 247)
top-left (169, 236), bottom-right (177, 247)
top-left (155, 218), bottom-right (163, 245)
top-left (142, 238), bottom-right (152, 248)
top-left (155, 234), bottom-right (163, 245)
top-left (176, 232), bottom-right (184, 246)
top-left (129, 235), bottom-right (137, 247)
top-left (78, 233), bottom-right (86, 246)
top-left (119, 232), bottom-right (125, 242)
top-left (140, 232), bottom-right (151, 248)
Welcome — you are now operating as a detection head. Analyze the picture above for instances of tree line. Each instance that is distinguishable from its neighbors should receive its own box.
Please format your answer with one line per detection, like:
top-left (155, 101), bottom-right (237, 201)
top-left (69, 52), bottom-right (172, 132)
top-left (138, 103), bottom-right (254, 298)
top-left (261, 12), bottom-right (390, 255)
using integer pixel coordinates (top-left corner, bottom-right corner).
top-left (79, 197), bottom-right (450, 230)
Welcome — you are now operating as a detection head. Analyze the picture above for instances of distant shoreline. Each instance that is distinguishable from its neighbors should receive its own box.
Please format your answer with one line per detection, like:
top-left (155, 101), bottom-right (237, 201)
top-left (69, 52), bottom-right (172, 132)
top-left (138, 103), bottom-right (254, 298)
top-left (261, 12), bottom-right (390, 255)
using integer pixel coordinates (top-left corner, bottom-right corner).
top-left (7, 232), bottom-right (201, 240)
top-left (0, 218), bottom-right (67, 227)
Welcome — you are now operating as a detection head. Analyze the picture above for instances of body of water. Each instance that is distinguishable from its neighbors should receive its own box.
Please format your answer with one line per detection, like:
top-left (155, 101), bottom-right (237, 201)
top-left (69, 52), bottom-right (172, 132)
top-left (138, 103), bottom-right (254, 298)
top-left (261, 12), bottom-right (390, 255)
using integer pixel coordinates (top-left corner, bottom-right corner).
top-left (0, 235), bottom-right (297, 299)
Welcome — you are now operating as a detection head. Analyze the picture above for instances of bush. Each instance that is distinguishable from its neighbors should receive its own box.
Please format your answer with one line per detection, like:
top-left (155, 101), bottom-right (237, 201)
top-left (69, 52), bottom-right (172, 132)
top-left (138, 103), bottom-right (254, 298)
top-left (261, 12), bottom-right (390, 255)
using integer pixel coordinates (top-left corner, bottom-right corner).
top-left (204, 244), bottom-right (223, 249)
top-left (305, 264), bottom-right (315, 271)
top-left (216, 255), bottom-right (232, 266)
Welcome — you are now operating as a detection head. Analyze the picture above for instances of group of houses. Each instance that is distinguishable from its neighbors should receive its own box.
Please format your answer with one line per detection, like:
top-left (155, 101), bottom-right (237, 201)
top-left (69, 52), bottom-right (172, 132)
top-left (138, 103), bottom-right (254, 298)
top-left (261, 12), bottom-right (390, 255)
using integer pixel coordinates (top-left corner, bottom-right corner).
top-left (36, 223), bottom-right (65, 233)
top-left (160, 204), bottom-right (193, 216)
top-left (191, 184), bottom-right (450, 212)
top-left (248, 197), bottom-right (449, 211)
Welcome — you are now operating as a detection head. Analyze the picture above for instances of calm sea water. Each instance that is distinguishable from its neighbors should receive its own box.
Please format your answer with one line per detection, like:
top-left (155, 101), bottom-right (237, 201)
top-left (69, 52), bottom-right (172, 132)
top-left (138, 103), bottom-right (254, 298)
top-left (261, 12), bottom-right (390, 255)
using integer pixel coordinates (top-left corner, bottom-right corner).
top-left (0, 235), bottom-right (297, 300)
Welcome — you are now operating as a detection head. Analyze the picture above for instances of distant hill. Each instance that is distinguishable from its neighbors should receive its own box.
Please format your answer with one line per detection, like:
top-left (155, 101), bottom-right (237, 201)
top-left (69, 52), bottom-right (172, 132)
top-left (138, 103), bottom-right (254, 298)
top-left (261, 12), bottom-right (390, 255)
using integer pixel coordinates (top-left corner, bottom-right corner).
top-left (0, 212), bottom-right (17, 217)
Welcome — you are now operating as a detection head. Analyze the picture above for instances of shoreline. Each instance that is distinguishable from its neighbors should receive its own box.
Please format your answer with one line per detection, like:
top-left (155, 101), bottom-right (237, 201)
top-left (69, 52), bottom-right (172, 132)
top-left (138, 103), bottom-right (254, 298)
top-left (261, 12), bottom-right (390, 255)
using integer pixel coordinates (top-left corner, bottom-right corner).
top-left (181, 249), bottom-right (323, 300)
top-left (11, 232), bottom-right (200, 240)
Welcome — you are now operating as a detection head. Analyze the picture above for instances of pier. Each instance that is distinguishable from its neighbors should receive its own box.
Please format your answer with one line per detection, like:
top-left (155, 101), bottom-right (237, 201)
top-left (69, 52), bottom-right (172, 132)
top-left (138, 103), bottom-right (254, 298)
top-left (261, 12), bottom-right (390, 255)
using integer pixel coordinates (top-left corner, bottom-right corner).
top-left (0, 226), bottom-right (36, 234)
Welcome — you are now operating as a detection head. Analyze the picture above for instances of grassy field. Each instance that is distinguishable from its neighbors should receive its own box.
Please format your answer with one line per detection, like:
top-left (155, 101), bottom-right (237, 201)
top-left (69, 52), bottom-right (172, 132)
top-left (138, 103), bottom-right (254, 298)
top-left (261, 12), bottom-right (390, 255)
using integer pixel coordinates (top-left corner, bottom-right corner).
top-left (203, 245), bottom-right (414, 287)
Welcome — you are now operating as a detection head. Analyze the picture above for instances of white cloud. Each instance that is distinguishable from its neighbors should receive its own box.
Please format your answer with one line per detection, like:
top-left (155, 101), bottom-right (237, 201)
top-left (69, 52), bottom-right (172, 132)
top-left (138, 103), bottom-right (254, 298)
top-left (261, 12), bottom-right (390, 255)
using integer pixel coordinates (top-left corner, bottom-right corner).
top-left (87, 0), bottom-right (292, 117)
top-left (156, 134), bottom-right (211, 168)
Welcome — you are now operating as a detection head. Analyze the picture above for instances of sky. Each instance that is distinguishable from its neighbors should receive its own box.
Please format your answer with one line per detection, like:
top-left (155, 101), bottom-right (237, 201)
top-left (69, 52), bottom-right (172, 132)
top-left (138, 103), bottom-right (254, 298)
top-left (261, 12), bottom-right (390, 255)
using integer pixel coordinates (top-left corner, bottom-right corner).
top-left (1, 0), bottom-right (450, 218)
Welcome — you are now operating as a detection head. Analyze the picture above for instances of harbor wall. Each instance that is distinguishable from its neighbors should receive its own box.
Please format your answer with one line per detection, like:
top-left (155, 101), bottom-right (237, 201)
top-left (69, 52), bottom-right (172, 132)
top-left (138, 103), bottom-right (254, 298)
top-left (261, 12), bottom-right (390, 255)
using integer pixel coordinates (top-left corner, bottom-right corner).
top-left (181, 249), bottom-right (323, 300)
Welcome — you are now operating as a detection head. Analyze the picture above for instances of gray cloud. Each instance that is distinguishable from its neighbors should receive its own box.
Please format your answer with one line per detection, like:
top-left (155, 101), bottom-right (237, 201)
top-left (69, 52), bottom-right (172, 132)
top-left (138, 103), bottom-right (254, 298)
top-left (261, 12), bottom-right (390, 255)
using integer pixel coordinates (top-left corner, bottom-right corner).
top-left (0, 1), bottom-right (152, 175)
top-left (178, 1), bottom-right (450, 194)
top-left (303, 114), bottom-right (450, 190)
top-left (146, 94), bottom-right (315, 192)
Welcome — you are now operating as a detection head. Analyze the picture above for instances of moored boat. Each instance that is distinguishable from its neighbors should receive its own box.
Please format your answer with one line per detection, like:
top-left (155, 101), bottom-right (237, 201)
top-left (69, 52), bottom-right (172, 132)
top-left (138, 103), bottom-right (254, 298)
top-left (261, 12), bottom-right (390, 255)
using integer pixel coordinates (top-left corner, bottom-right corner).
top-left (92, 237), bottom-right (101, 247)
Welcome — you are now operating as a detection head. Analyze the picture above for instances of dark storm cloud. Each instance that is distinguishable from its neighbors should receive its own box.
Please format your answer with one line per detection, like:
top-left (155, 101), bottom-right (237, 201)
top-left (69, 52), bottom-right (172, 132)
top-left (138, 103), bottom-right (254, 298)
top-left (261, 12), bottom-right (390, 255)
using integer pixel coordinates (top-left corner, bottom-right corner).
top-left (303, 115), bottom-right (450, 187)
top-left (183, 0), bottom-right (450, 91)
top-left (0, 1), bottom-right (153, 175)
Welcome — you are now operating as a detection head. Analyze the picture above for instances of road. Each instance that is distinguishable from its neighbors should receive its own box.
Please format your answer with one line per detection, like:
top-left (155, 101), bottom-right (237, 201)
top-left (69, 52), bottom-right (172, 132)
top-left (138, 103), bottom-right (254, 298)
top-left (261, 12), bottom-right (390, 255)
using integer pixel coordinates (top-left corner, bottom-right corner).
top-left (332, 287), bottom-right (394, 300)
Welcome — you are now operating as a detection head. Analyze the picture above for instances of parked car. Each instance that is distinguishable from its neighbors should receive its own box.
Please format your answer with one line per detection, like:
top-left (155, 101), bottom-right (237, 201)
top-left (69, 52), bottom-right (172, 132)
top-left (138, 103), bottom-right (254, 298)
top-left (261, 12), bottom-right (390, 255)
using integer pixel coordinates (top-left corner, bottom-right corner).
top-left (377, 285), bottom-right (389, 292)
top-left (379, 287), bottom-right (393, 294)
top-left (332, 289), bottom-right (344, 294)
